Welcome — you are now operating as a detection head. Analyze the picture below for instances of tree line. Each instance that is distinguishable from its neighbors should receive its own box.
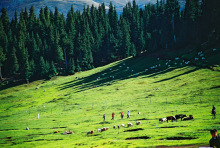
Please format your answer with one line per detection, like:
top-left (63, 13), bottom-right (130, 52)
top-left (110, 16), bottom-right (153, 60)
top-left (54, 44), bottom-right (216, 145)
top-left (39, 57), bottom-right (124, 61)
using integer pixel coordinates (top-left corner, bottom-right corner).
top-left (0, 0), bottom-right (219, 83)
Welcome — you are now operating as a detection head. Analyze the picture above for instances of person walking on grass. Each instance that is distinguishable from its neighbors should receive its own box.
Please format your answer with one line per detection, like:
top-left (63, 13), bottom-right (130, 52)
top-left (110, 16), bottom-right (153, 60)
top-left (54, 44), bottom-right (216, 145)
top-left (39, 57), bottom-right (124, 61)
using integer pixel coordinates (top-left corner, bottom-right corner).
top-left (103, 114), bottom-right (106, 121)
top-left (212, 105), bottom-right (216, 118)
top-left (127, 110), bottom-right (130, 119)
top-left (210, 129), bottom-right (220, 148)
top-left (111, 112), bottom-right (115, 120)
top-left (121, 111), bottom-right (124, 119)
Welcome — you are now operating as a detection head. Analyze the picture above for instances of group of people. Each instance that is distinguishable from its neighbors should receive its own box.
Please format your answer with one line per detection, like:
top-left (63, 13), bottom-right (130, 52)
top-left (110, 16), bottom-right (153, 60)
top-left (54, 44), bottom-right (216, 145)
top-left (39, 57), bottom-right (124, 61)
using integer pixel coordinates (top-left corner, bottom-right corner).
top-left (103, 111), bottom-right (130, 121)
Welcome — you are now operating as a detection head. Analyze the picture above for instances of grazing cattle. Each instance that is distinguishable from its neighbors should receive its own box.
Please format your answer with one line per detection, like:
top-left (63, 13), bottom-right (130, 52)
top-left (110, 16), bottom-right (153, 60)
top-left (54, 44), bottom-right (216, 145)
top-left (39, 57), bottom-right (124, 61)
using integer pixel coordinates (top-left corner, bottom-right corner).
top-left (87, 130), bottom-right (94, 135)
top-left (175, 114), bottom-right (187, 121)
top-left (101, 127), bottom-right (109, 132)
top-left (63, 131), bottom-right (73, 135)
top-left (183, 115), bottom-right (194, 121)
top-left (136, 121), bottom-right (141, 125)
top-left (54, 131), bottom-right (59, 133)
top-left (26, 127), bottom-right (29, 130)
top-left (127, 123), bottom-right (133, 127)
top-left (113, 125), bottom-right (116, 129)
top-left (118, 125), bottom-right (120, 129)
top-left (159, 118), bottom-right (167, 122)
top-left (97, 129), bottom-right (101, 132)
top-left (138, 112), bottom-right (141, 115)
top-left (121, 124), bottom-right (125, 127)
top-left (166, 116), bottom-right (176, 122)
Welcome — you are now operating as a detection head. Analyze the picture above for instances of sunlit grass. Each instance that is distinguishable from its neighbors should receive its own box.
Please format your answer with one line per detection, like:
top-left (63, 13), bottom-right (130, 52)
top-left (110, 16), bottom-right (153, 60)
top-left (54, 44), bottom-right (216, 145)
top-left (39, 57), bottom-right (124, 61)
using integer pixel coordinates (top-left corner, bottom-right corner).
top-left (0, 47), bottom-right (220, 147)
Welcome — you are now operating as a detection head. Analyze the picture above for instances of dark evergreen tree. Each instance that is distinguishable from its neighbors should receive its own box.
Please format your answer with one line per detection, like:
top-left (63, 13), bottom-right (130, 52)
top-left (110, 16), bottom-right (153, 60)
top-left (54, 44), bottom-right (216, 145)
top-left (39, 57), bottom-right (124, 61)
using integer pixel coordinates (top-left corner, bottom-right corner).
top-left (38, 56), bottom-right (47, 78)
top-left (49, 61), bottom-right (57, 78)
top-left (54, 31), bottom-right (64, 63)
top-left (130, 43), bottom-right (137, 57)
top-left (1, 8), bottom-right (10, 35)
top-left (120, 18), bottom-right (131, 58)
top-left (0, 46), bottom-right (6, 80)
top-left (183, 0), bottom-right (200, 44)
top-left (44, 6), bottom-right (50, 26)
top-left (9, 47), bottom-right (19, 75)
top-left (23, 52), bottom-right (31, 83)
top-left (68, 58), bottom-right (75, 74)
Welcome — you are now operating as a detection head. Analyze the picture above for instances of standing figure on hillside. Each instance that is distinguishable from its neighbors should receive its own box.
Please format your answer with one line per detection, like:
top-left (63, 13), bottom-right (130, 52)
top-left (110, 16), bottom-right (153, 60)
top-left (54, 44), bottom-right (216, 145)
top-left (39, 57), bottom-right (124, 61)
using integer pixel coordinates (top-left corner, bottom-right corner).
top-left (209, 129), bottom-right (220, 147)
top-left (103, 114), bottom-right (106, 121)
top-left (212, 105), bottom-right (216, 119)
top-left (121, 111), bottom-right (124, 119)
top-left (111, 112), bottom-right (115, 120)
top-left (127, 110), bottom-right (130, 119)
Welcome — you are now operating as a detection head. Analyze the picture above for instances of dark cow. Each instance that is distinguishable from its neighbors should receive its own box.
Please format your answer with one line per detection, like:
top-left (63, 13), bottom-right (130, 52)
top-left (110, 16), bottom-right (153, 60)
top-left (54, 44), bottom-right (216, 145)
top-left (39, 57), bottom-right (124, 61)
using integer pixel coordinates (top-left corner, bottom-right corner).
top-left (87, 130), bottom-right (94, 135)
top-left (175, 114), bottom-right (187, 121)
top-left (183, 115), bottom-right (194, 121)
top-left (166, 116), bottom-right (176, 123)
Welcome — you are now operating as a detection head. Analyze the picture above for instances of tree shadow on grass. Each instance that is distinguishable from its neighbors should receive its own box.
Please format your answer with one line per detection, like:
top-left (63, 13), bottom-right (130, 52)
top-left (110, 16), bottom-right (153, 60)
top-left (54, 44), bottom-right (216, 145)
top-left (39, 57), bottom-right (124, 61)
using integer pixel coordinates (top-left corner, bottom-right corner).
top-left (153, 67), bottom-right (199, 83)
top-left (57, 55), bottom-right (201, 93)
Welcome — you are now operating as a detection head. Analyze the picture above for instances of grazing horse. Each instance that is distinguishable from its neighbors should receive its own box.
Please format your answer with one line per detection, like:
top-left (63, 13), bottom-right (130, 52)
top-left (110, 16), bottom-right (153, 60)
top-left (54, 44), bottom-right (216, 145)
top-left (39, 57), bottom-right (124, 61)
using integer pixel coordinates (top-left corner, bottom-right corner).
top-left (166, 116), bottom-right (176, 123)
top-left (175, 114), bottom-right (187, 121)
top-left (212, 109), bottom-right (216, 118)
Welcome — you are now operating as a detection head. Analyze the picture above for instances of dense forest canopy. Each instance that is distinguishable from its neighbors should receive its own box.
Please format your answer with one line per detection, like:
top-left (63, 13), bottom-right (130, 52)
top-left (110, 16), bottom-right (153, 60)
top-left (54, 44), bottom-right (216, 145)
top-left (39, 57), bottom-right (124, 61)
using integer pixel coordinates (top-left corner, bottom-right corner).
top-left (0, 0), bottom-right (219, 83)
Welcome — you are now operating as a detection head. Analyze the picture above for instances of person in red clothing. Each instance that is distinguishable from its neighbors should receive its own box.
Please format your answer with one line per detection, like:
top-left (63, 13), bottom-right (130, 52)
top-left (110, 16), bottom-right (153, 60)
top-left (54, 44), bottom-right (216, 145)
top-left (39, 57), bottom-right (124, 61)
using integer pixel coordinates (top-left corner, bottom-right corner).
top-left (121, 111), bottom-right (124, 119)
top-left (111, 112), bottom-right (115, 120)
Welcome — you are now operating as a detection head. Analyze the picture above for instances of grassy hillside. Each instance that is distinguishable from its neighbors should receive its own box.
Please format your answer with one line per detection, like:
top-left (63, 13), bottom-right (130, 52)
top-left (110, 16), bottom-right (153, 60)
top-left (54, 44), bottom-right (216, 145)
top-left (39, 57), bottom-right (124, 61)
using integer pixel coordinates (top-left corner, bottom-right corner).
top-left (0, 47), bottom-right (220, 147)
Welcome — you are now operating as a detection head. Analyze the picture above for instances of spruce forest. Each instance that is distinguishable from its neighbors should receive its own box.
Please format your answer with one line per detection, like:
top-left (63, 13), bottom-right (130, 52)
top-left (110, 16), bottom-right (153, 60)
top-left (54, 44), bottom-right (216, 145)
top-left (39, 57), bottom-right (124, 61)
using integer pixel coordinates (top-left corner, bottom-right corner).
top-left (0, 0), bottom-right (219, 83)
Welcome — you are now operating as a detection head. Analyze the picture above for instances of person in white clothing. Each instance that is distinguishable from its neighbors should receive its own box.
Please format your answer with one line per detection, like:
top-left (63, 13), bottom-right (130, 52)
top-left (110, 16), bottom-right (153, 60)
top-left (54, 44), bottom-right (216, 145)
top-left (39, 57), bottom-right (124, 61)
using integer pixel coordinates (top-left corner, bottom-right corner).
top-left (127, 111), bottom-right (130, 119)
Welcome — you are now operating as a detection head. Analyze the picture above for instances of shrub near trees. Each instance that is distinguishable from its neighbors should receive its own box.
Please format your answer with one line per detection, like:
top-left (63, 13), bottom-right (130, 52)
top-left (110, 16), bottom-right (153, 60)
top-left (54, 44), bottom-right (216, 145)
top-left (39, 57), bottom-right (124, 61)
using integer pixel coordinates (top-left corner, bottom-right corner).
top-left (0, 0), bottom-right (219, 82)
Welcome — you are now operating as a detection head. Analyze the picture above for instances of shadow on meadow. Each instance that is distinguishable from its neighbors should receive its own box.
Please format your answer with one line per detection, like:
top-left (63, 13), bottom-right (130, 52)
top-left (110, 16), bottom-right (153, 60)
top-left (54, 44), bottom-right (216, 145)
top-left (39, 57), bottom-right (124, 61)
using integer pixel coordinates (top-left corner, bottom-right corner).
top-left (58, 55), bottom-right (200, 93)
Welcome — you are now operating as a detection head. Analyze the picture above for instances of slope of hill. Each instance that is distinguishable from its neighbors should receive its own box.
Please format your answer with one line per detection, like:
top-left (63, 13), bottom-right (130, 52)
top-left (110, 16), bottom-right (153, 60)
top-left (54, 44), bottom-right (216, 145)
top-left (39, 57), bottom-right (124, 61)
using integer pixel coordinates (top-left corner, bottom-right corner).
top-left (0, 46), bottom-right (219, 147)
top-left (0, 0), bottom-right (187, 19)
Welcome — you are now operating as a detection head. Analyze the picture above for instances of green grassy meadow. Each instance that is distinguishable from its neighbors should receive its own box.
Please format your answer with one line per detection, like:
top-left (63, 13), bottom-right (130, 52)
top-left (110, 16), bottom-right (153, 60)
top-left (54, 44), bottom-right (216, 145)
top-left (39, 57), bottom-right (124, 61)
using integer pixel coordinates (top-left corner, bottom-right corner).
top-left (0, 47), bottom-right (220, 147)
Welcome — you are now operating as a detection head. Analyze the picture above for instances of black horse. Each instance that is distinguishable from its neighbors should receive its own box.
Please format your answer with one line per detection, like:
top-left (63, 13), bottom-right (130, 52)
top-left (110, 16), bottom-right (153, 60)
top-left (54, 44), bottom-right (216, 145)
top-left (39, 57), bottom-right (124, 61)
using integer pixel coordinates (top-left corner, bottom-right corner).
top-left (212, 109), bottom-right (216, 118)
